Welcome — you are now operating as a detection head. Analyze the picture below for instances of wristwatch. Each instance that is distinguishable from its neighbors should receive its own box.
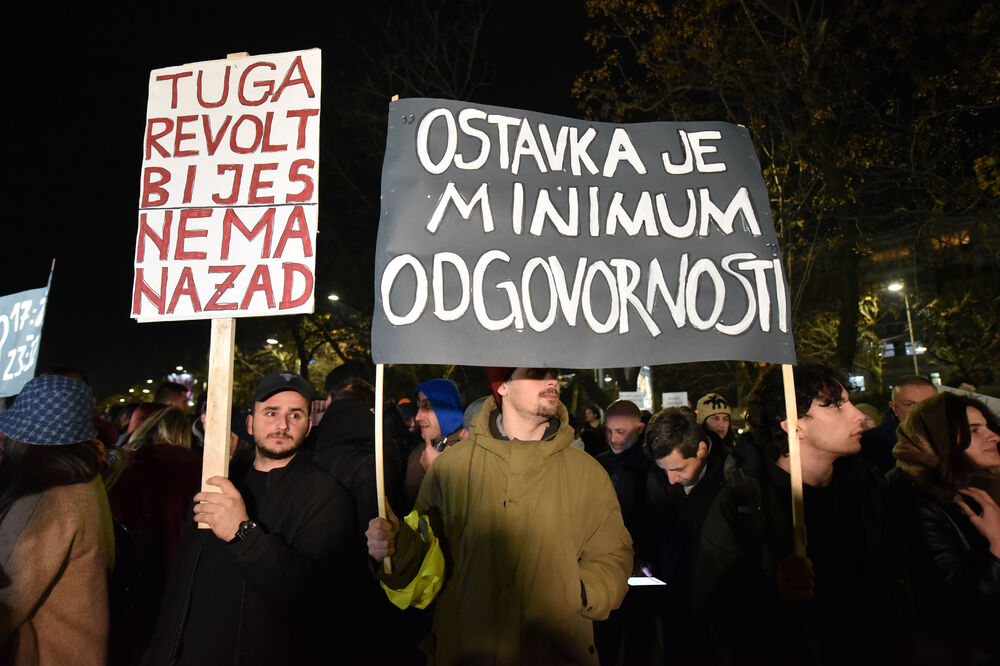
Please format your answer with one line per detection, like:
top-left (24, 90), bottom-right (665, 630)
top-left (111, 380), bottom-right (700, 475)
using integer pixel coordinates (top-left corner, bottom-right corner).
top-left (230, 519), bottom-right (258, 543)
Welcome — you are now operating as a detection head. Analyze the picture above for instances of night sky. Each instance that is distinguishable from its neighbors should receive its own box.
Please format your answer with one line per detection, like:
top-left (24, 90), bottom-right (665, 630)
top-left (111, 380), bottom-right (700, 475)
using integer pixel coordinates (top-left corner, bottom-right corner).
top-left (4, 1), bottom-right (591, 397)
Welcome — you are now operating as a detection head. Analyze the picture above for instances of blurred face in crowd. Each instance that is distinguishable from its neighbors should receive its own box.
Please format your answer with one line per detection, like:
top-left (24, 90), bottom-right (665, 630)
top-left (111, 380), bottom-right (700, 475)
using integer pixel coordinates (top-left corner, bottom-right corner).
top-left (585, 407), bottom-right (599, 423)
top-left (797, 385), bottom-right (866, 458)
top-left (964, 407), bottom-right (1000, 469)
top-left (247, 390), bottom-right (311, 462)
top-left (499, 368), bottom-right (560, 421)
top-left (656, 441), bottom-right (709, 486)
top-left (704, 413), bottom-right (731, 439)
top-left (605, 415), bottom-right (644, 454)
top-left (416, 391), bottom-right (442, 443)
top-left (889, 383), bottom-right (937, 422)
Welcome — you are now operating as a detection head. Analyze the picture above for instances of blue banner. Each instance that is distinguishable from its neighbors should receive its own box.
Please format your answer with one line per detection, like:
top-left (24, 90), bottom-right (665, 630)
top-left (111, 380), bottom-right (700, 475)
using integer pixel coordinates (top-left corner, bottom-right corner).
top-left (0, 286), bottom-right (50, 397)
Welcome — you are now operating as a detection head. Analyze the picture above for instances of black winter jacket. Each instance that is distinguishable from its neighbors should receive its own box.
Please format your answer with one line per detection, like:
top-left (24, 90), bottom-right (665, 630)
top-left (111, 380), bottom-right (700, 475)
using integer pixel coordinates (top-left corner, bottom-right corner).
top-left (886, 468), bottom-right (1000, 664)
top-left (143, 453), bottom-right (355, 666)
top-left (695, 436), bottom-right (901, 666)
top-left (642, 432), bottom-right (728, 605)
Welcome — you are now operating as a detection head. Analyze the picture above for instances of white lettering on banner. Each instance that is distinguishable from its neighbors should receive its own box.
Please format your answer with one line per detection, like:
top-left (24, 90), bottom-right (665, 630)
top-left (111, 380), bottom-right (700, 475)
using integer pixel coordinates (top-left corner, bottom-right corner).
top-left (423, 182), bottom-right (760, 239)
top-left (379, 252), bottom-right (789, 336)
top-left (415, 108), bottom-right (728, 178)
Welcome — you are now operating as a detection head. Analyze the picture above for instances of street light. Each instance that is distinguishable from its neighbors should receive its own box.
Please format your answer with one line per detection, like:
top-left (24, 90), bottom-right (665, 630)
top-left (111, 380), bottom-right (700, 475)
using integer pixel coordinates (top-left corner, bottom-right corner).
top-left (887, 282), bottom-right (919, 374)
top-left (327, 293), bottom-right (340, 302)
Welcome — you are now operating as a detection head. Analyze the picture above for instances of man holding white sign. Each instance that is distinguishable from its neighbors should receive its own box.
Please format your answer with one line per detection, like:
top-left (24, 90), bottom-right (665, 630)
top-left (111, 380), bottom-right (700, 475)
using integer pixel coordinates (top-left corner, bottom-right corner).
top-left (366, 367), bottom-right (632, 665)
top-left (145, 372), bottom-right (354, 665)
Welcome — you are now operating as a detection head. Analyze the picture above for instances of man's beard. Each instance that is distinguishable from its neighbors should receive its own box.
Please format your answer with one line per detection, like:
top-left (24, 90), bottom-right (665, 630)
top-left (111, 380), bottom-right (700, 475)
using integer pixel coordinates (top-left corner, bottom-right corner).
top-left (255, 433), bottom-right (302, 460)
top-left (535, 390), bottom-right (559, 418)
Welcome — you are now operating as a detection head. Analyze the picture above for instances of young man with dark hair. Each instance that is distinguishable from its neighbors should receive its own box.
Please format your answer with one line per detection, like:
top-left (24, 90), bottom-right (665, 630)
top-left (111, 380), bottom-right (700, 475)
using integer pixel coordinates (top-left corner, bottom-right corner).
top-left (695, 364), bottom-right (899, 665)
top-left (641, 407), bottom-right (729, 661)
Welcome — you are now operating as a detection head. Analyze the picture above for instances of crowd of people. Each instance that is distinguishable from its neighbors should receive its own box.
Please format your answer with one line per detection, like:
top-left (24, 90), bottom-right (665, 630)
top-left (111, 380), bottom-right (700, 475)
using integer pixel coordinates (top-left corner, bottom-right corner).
top-left (0, 362), bottom-right (997, 665)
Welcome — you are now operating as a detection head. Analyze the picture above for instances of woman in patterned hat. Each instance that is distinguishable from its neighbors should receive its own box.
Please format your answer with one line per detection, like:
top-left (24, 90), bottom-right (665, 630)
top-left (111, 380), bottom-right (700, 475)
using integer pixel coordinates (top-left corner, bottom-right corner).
top-left (696, 392), bottom-right (735, 448)
top-left (0, 374), bottom-right (115, 666)
top-left (887, 391), bottom-right (1000, 664)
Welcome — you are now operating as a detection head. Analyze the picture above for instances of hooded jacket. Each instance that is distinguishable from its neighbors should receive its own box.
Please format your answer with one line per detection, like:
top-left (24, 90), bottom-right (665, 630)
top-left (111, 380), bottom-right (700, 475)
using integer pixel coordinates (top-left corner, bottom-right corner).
top-left (379, 397), bottom-right (633, 665)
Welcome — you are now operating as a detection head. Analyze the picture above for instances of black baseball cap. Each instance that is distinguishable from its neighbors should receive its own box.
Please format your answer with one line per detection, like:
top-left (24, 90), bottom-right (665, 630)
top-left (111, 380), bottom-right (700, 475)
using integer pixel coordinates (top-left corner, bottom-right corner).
top-left (253, 371), bottom-right (314, 404)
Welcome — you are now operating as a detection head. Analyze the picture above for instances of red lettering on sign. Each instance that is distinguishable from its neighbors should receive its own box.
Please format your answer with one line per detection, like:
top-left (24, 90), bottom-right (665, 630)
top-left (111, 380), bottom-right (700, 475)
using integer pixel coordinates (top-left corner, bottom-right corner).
top-left (175, 209), bottom-right (211, 260)
top-left (205, 265), bottom-right (243, 311)
top-left (136, 211), bottom-right (173, 261)
top-left (279, 263), bottom-right (313, 309)
top-left (182, 165), bottom-right (197, 204)
top-left (238, 62), bottom-right (276, 106)
top-left (248, 163), bottom-right (278, 204)
top-left (132, 267), bottom-right (168, 315)
top-left (141, 167), bottom-right (171, 207)
top-left (154, 71), bottom-right (193, 109)
top-left (173, 115), bottom-right (199, 157)
top-left (197, 67), bottom-right (230, 108)
top-left (241, 265), bottom-right (276, 309)
top-left (203, 115), bottom-right (233, 156)
top-left (261, 112), bottom-right (288, 152)
top-left (286, 109), bottom-right (319, 150)
top-left (230, 115), bottom-right (264, 154)
top-left (286, 159), bottom-right (315, 203)
top-left (213, 165), bottom-right (243, 205)
top-left (272, 56), bottom-right (316, 102)
top-left (145, 118), bottom-right (174, 159)
top-left (274, 206), bottom-right (312, 258)
top-left (167, 266), bottom-right (202, 314)
top-left (222, 208), bottom-right (275, 259)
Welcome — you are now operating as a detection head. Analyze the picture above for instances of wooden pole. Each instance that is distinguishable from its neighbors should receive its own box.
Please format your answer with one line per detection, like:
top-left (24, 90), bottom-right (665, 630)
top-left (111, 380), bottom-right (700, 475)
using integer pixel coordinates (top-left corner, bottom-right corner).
top-left (781, 364), bottom-right (807, 556)
top-left (376, 91), bottom-right (398, 573)
top-left (199, 318), bottom-right (236, 527)
top-left (375, 363), bottom-right (392, 573)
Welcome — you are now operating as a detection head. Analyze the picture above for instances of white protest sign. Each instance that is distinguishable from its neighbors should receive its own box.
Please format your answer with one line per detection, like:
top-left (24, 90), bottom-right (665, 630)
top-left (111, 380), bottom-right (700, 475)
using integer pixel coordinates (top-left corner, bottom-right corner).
top-left (132, 49), bottom-right (321, 322)
top-left (618, 390), bottom-right (648, 411)
top-left (661, 391), bottom-right (689, 408)
top-left (0, 286), bottom-right (49, 397)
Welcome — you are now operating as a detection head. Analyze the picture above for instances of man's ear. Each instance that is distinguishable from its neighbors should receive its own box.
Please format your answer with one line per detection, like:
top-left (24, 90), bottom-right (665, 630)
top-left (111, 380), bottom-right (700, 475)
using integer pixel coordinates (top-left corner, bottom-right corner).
top-left (246, 413), bottom-right (254, 437)
top-left (779, 419), bottom-right (805, 438)
top-left (497, 381), bottom-right (509, 398)
top-left (697, 441), bottom-right (709, 459)
top-left (638, 422), bottom-right (645, 433)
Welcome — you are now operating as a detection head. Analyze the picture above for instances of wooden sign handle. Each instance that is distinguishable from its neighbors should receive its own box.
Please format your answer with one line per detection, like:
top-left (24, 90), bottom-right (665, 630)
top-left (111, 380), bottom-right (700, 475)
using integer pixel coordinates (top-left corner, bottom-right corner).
top-left (375, 363), bottom-right (392, 573)
top-left (198, 317), bottom-right (236, 528)
top-left (781, 364), bottom-right (807, 556)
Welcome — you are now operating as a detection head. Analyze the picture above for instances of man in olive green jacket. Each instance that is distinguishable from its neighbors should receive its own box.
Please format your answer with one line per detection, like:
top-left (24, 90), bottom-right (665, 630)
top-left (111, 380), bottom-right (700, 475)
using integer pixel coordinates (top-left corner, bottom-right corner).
top-left (367, 368), bottom-right (633, 665)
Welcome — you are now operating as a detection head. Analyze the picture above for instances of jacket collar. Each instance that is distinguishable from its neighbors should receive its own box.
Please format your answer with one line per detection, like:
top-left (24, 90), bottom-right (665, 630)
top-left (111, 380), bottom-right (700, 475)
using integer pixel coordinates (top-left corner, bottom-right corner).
top-left (471, 396), bottom-right (573, 459)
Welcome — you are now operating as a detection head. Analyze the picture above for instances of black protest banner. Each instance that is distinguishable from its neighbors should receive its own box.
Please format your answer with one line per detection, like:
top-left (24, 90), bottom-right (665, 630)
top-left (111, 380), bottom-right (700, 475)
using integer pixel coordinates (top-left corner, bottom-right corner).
top-left (372, 98), bottom-right (796, 368)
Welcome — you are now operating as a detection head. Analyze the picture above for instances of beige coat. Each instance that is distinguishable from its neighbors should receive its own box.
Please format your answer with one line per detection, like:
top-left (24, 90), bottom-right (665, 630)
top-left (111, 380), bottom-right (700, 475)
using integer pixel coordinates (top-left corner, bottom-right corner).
top-left (386, 399), bottom-right (633, 665)
top-left (0, 477), bottom-right (115, 665)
